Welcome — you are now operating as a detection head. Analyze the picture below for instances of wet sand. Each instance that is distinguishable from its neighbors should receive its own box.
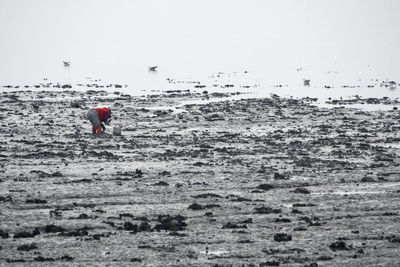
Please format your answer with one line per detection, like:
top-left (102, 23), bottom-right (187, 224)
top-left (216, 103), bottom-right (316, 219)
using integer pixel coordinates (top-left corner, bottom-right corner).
top-left (0, 90), bottom-right (400, 266)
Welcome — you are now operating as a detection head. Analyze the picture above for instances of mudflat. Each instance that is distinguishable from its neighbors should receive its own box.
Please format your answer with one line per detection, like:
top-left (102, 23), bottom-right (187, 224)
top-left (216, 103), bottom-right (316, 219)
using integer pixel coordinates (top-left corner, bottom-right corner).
top-left (0, 90), bottom-right (399, 266)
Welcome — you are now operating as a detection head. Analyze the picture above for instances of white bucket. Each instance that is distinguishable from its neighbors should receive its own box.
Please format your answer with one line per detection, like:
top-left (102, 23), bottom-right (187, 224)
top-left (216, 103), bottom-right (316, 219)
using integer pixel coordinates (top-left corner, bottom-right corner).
top-left (113, 126), bottom-right (122, 136)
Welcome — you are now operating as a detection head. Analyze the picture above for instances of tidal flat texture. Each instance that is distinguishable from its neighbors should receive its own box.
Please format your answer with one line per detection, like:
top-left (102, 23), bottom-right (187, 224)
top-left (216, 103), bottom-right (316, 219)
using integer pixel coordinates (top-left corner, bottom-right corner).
top-left (0, 90), bottom-right (399, 266)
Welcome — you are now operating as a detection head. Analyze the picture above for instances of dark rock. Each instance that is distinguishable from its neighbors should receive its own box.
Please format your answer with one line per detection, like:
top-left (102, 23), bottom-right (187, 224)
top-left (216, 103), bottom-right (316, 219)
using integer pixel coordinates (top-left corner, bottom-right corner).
top-left (70, 102), bottom-right (82, 108)
top-left (361, 176), bottom-right (375, 183)
top-left (304, 263), bottom-right (318, 267)
top-left (26, 199), bottom-right (47, 204)
top-left (0, 229), bottom-right (10, 238)
top-left (291, 208), bottom-right (302, 214)
top-left (254, 206), bottom-right (281, 214)
top-left (260, 261), bottom-right (280, 266)
top-left (275, 218), bottom-right (291, 223)
top-left (6, 259), bottom-right (26, 263)
top-left (188, 203), bottom-right (203, 210)
top-left (274, 172), bottom-right (286, 179)
top-left (293, 203), bottom-right (316, 207)
top-left (138, 222), bottom-right (152, 232)
top-left (45, 224), bottom-right (65, 233)
top-left (34, 256), bottom-right (55, 262)
top-left (153, 181), bottom-right (169, 186)
top-left (241, 218), bottom-right (253, 224)
top-left (317, 255), bottom-right (333, 261)
top-left (274, 233), bottom-right (292, 242)
top-left (257, 184), bottom-right (274, 191)
top-left (14, 228), bottom-right (40, 238)
top-left (192, 193), bottom-right (223, 199)
top-left (222, 222), bottom-right (247, 229)
top-left (124, 222), bottom-right (138, 232)
top-left (154, 215), bottom-right (187, 232)
top-left (231, 197), bottom-right (252, 202)
top-left (388, 235), bottom-right (400, 243)
top-left (51, 171), bottom-right (63, 177)
top-left (77, 213), bottom-right (90, 219)
top-left (131, 258), bottom-right (142, 262)
top-left (60, 255), bottom-right (74, 261)
top-left (17, 243), bottom-right (38, 251)
top-left (292, 187), bottom-right (311, 194)
top-left (0, 196), bottom-right (13, 203)
top-left (329, 241), bottom-right (350, 251)
top-left (59, 227), bottom-right (89, 237)
top-left (188, 202), bottom-right (220, 210)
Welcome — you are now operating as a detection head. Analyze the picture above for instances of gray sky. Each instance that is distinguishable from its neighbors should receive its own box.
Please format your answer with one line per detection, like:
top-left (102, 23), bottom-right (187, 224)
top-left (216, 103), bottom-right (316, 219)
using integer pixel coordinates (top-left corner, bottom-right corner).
top-left (0, 0), bottom-right (399, 92)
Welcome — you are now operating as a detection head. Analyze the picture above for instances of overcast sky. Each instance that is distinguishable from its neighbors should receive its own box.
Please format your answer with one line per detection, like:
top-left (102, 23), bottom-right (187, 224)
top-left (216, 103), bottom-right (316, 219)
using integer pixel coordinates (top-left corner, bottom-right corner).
top-left (0, 0), bottom-right (399, 89)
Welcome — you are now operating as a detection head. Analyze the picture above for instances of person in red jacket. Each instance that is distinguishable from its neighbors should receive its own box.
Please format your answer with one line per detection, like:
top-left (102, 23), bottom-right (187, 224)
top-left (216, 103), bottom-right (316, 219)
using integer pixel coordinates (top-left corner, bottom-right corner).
top-left (87, 107), bottom-right (112, 134)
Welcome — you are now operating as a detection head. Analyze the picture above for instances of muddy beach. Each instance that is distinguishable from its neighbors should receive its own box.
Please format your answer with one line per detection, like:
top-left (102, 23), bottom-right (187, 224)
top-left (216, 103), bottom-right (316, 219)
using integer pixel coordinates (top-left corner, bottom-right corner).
top-left (0, 89), bottom-right (399, 266)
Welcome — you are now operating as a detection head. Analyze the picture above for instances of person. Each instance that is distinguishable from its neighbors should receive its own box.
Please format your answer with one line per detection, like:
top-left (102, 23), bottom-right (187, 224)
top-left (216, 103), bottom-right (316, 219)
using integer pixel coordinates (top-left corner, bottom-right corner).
top-left (87, 107), bottom-right (111, 134)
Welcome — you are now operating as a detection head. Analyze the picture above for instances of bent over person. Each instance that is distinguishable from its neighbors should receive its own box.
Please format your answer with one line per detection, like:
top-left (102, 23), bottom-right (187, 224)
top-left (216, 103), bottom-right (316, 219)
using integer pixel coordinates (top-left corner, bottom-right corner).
top-left (87, 107), bottom-right (111, 135)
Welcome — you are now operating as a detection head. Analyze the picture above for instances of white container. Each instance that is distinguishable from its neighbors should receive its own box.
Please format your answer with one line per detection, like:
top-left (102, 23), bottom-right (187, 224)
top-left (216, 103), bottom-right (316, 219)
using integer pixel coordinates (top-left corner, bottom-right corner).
top-left (113, 126), bottom-right (122, 136)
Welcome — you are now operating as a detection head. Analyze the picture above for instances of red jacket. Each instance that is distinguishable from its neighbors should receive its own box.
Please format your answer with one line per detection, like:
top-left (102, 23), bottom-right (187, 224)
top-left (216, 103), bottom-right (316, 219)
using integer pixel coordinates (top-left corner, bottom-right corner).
top-left (92, 107), bottom-right (111, 122)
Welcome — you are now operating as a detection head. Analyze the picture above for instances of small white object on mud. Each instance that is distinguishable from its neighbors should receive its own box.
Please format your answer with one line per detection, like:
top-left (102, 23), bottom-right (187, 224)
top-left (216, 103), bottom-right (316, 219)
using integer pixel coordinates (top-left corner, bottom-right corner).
top-left (113, 126), bottom-right (122, 136)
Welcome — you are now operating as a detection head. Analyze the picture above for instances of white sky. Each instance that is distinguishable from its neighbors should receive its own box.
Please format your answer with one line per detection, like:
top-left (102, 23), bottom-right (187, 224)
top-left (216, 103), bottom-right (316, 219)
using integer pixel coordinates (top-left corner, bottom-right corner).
top-left (0, 0), bottom-right (399, 91)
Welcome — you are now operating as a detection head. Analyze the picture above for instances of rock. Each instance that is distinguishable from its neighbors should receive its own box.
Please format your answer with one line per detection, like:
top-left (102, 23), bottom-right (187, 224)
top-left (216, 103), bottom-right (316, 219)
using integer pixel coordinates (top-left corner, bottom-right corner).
top-left (192, 193), bottom-right (223, 199)
top-left (138, 222), bottom-right (152, 232)
top-left (0, 229), bottom-right (10, 238)
top-left (292, 187), bottom-right (311, 194)
top-left (152, 181), bottom-right (169, 186)
top-left (61, 84), bottom-right (72, 89)
top-left (257, 184), bottom-right (274, 191)
top-left (361, 176), bottom-right (375, 183)
top-left (13, 228), bottom-right (40, 238)
top-left (124, 222), bottom-right (138, 232)
top-left (254, 206), bottom-right (281, 214)
top-left (274, 172), bottom-right (286, 179)
top-left (70, 102), bottom-right (82, 108)
top-left (0, 196), bottom-right (12, 203)
top-left (154, 215), bottom-right (187, 232)
top-left (188, 203), bottom-right (203, 210)
top-left (45, 224), bottom-right (65, 233)
top-left (6, 259), bottom-right (26, 263)
top-left (60, 255), bottom-right (74, 261)
top-left (329, 241), bottom-right (351, 251)
top-left (274, 233), bottom-right (292, 242)
top-left (34, 256), bottom-right (55, 262)
top-left (275, 218), bottom-right (291, 223)
top-left (260, 261), bottom-right (280, 266)
top-left (17, 243), bottom-right (38, 251)
top-left (222, 222), bottom-right (247, 229)
top-left (25, 199), bottom-right (47, 204)
top-left (188, 203), bottom-right (220, 210)
top-left (59, 227), bottom-right (89, 237)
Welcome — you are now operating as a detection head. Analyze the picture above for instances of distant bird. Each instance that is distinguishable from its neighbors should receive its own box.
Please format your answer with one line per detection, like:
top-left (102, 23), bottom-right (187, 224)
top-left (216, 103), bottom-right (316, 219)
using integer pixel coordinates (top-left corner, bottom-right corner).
top-left (303, 79), bottom-right (310, 86)
top-left (63, 61), bottom-right (70, 67)
top-left (148, 66), bottom-right (158, 71)
top-left (271, 93), bottom-right (280, 99)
